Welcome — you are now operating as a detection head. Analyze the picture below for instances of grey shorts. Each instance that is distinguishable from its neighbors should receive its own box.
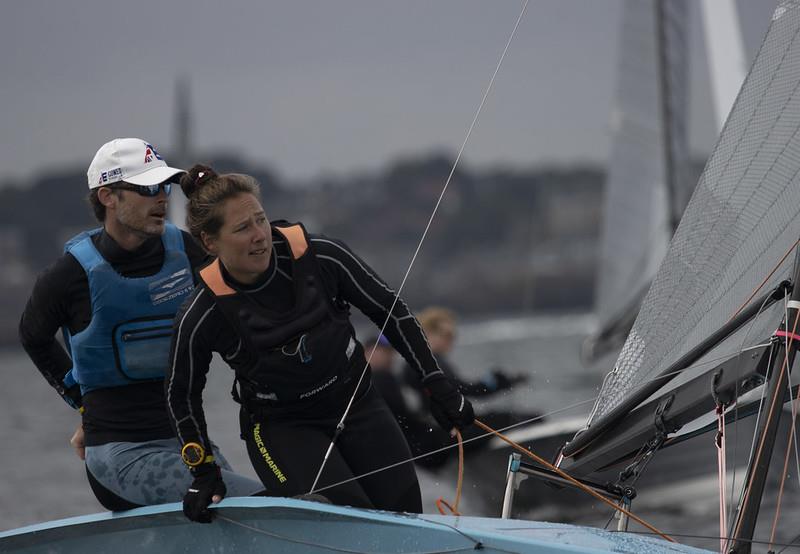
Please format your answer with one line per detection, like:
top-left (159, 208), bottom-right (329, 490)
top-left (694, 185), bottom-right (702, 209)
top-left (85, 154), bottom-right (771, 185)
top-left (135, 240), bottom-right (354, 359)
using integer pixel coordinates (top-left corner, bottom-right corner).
top-left (85, 438), bottom-right (264, 507)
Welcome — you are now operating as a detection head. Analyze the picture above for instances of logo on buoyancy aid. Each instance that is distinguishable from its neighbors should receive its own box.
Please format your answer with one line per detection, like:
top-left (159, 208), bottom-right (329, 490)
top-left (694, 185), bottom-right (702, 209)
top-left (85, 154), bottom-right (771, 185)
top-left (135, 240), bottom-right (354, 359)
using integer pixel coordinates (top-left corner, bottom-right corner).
top-left (149, 268), bottom-right (193, 305)
top-left (298, 375), bottom-right (338, 399)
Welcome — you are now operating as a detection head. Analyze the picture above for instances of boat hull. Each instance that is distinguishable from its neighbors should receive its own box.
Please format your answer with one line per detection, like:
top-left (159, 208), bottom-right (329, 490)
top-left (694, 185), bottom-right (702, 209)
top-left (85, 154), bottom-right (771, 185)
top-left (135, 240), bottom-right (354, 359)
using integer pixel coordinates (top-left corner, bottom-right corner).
top-left (0, 497), bottom-right (711, 554)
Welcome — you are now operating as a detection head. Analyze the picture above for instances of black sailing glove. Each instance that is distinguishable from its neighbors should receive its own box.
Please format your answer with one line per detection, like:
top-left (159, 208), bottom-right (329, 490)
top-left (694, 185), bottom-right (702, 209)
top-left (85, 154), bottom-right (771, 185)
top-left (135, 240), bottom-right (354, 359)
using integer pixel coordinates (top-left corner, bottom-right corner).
top-left (423, 374), bottom-right (475, 433)
top-left (183, 463), bottom-right (226, 523)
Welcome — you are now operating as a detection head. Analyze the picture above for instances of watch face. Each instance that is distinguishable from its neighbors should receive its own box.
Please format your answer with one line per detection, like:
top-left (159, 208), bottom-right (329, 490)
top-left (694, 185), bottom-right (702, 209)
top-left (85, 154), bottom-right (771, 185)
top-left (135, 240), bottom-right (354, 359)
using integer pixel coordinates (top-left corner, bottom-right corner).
top-left (181, 442), bottom-right (205, 467)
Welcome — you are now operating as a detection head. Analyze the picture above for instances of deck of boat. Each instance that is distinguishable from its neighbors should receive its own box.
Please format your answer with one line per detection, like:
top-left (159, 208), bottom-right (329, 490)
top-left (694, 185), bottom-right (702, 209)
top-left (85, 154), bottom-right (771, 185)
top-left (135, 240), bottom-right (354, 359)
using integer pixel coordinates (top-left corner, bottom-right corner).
top-left (0, 496), bottom-right (712, 553)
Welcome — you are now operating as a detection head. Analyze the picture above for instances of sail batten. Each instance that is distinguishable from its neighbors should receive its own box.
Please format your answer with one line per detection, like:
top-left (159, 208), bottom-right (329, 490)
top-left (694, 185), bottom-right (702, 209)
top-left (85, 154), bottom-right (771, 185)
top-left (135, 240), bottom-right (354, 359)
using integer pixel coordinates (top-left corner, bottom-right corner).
top-left (581, 0), bottom-right (800, 447)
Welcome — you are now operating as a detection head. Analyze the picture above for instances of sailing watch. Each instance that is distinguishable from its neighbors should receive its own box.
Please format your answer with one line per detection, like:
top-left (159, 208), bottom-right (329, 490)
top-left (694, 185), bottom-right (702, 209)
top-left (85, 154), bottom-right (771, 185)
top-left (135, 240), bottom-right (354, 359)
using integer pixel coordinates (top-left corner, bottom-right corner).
top-left (181, 442), bottom-right (213, 467)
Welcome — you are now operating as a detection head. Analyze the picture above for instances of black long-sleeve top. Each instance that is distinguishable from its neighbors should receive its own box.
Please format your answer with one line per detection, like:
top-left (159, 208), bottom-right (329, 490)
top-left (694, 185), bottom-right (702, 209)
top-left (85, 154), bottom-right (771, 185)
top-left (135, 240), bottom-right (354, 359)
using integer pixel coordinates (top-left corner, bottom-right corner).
top-left (165, 229), bottom-right (443, 452)
top-left (18, 228), bottom-right (209, 446)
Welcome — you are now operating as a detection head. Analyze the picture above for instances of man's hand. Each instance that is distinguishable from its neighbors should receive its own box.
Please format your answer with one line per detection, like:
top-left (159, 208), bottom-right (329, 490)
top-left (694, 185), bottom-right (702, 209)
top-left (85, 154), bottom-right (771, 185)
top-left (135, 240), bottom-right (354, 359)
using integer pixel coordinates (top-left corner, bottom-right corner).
top-left (183, 464), bottom-right (226, 523)
top-left (70, 423), bottom-right (85, 461)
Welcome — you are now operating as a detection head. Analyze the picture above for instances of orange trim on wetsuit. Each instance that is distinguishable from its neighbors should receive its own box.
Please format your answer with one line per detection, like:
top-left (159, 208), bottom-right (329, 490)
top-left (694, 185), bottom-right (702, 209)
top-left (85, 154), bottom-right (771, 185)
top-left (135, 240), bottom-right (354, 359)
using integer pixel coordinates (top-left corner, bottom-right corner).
top-left (274, 224), bottom-right (308, 260)
top-left (199, 259), bottom-right (236, 296)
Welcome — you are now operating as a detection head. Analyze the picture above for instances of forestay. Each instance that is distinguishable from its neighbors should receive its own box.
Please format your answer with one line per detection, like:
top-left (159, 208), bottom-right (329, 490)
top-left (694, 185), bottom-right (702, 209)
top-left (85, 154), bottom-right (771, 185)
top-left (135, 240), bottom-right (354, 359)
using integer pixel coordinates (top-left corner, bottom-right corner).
top-left (588, 0), bottom-right (800, 429)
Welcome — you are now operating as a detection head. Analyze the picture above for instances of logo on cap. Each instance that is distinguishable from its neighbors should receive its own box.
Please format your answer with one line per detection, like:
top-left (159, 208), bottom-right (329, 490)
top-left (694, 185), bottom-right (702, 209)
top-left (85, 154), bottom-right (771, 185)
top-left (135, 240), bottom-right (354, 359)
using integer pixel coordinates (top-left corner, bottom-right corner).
top-left (144, 143), bottom-right (164, 164)
top-left (99, 168), bottom-right (123, 185)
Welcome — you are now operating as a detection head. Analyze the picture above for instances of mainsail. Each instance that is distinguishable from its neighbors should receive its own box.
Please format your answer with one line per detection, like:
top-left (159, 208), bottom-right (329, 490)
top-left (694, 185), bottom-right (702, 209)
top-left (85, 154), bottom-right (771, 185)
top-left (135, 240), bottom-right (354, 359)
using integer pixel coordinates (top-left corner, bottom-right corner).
top-left (565, 0), bottom-right (800, 462)
top-left (586, 0), bottom-right (691, 361)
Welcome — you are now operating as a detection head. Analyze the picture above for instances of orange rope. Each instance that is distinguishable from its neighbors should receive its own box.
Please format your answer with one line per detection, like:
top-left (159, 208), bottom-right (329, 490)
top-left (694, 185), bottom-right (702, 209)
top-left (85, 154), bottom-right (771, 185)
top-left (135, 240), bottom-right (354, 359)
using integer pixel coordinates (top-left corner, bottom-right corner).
top-left (436, 430), bottom-right (464, 516)
top-left (728, 238), bottom-right (800, 322)
top-left (473, 419), bottom-right (675, 543)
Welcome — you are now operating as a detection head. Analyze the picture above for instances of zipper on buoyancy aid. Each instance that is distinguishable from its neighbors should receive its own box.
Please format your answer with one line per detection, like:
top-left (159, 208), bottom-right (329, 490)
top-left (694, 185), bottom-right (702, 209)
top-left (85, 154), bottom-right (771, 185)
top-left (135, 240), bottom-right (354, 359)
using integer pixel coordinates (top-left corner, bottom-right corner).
top-left (111, 314), bottom-right (177, 381)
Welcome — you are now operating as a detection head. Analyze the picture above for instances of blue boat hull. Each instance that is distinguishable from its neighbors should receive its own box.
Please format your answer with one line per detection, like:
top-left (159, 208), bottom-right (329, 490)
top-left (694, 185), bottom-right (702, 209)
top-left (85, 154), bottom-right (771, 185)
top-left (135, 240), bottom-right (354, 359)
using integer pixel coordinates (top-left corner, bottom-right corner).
top-left (0, 497), bottom-right (711, 553)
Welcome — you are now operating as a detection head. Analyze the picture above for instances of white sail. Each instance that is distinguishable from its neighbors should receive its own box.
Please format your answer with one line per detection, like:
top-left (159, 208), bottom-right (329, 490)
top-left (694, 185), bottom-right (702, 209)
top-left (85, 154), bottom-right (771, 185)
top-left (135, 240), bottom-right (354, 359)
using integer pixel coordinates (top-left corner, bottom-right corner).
top-left (589, 0), bottom-right (800, 426)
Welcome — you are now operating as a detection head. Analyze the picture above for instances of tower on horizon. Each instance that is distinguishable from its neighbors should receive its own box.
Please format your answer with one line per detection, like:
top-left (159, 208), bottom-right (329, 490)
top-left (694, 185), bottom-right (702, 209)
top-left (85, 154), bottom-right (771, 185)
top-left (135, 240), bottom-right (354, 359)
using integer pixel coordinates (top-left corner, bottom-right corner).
top-left (169, 76), bottom-right (192, 229)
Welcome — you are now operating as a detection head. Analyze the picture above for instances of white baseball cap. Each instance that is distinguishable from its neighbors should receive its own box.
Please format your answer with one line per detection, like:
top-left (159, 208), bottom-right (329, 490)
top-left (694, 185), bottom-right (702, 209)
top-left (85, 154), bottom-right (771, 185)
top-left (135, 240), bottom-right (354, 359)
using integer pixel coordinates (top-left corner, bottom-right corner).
top-left (87, 138), bottom-right (185, 190)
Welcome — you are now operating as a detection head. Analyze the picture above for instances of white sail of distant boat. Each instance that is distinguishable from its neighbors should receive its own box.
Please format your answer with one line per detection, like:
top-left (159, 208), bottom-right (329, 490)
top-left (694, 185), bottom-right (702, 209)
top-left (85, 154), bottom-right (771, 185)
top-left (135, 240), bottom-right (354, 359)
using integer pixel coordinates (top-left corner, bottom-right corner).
top-left (700, 0), bottom-right (749, 131)
top-left (584, 0), bottom-right (690, 362)
top-left (561, 1), bottom-right (800, 549)
top-left (584, 0), bottom-right (748, 362)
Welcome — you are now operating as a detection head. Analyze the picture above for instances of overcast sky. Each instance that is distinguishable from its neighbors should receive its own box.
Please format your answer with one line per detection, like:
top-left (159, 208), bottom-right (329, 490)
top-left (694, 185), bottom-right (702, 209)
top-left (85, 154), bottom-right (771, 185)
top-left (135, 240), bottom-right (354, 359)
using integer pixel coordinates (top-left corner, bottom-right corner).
top-left (0, 1), bottom-right (778, 185)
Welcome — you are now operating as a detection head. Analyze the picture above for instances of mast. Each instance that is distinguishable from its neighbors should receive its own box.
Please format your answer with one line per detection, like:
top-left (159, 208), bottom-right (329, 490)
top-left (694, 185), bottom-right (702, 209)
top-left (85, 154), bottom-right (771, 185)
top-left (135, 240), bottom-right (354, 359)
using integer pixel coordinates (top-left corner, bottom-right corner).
top-left (655, 0), bottom-right (686, 234)
top-left (728, 247), bottom-right (800, 553)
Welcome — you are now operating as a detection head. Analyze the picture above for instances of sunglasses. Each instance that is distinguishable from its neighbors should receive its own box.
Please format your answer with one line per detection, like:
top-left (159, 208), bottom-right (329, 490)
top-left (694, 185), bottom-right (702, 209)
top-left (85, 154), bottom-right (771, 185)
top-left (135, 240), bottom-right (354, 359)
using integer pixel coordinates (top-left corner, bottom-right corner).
top-left (112, 182), bottom-right (172, 197)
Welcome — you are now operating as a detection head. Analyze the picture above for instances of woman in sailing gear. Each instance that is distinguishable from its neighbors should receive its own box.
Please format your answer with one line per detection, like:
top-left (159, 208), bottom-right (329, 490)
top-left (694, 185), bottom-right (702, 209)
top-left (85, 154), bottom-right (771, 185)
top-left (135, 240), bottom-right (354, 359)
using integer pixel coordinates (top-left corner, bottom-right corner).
top-left (167, 164), bottom-right (474, 522)
top-left (19, 139), bottom-right (264, 511)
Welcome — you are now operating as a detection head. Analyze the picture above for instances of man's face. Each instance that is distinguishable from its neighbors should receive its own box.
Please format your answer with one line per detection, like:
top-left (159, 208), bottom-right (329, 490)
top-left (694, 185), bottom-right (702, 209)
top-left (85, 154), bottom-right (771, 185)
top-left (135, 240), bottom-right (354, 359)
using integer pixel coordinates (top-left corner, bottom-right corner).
top-left (110, 183), bottom-right (169, 239)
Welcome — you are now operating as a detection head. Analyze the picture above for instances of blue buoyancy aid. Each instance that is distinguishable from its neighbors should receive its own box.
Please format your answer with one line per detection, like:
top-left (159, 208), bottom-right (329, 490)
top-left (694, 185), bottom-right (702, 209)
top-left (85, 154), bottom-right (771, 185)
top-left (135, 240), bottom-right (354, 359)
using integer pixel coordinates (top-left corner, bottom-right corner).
top-left (64, 224), bottom-right (195, 394)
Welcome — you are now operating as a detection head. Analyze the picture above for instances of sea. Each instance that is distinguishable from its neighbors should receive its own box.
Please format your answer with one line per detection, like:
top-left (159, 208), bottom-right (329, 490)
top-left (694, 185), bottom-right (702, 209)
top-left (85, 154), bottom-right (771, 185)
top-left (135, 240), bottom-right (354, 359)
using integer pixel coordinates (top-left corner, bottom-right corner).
top-left (2, 312), bottom-right (799, 553)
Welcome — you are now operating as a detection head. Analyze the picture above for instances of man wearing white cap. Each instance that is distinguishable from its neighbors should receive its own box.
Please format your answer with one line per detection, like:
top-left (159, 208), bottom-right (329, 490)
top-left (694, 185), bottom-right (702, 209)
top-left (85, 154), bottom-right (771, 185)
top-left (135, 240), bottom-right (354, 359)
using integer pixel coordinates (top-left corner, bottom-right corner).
top-left (19, 138), bottom-right (264, 510)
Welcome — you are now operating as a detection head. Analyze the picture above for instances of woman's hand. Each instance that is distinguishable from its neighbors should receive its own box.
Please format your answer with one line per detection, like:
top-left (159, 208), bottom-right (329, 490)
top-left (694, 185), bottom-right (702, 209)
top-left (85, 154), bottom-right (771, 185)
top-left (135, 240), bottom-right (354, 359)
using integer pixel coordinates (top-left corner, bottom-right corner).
top-left (183, 464), bottom-right (227, 523)
top-left (422, 374), bottom-right (475, 435)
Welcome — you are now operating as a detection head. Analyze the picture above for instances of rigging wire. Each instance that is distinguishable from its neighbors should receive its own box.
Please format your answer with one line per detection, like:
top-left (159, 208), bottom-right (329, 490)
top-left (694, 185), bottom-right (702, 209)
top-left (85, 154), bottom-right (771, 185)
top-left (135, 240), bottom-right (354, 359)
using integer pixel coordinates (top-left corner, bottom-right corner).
top-left (780, 291), bottom-right (800, 490)
top-left (728, 339), bottom-right (777, 542)
top-left (726, 282), bottom-right (794, 542)
top-left (308, 0), bottom-right (530, 494)
top-left (732, 306), bottom-right (800, 542)
top-left (725, 286), bottom-right (780, 536)
top-left (768, 297), bottom-right (800, 552)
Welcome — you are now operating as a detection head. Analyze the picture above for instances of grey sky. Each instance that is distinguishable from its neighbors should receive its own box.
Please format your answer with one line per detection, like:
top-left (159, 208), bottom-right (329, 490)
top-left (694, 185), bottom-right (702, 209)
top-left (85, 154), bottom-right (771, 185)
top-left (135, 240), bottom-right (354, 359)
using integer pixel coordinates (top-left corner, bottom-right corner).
top-left (0, 1), bottom-right (777, 184)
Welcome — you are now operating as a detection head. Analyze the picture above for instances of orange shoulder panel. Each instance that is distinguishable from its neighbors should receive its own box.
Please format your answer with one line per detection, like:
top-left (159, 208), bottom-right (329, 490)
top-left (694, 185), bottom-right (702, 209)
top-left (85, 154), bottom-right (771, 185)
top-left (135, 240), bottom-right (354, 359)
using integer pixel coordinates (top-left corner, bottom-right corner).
top-left (274, 224), bottom-right (308, 260)
top-left (198, 259), bottom-right (237, 297)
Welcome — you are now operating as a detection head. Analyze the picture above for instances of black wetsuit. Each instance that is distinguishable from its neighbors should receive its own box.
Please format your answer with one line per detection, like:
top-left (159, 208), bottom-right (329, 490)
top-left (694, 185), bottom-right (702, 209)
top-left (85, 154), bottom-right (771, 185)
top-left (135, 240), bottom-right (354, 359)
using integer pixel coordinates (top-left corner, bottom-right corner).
top-left (166, 225), bottom-right (443, 513)
top-left (19, 229), bottom-right (209, 447)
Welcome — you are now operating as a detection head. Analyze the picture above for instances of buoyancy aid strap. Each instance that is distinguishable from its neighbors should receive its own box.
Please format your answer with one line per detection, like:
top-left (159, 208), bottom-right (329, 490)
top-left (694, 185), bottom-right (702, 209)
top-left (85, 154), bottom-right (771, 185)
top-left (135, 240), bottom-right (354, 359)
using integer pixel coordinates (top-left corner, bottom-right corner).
top-left (274, 224), bottom-right (308, 260)
top-left (199, 259), bottom-right (237, 297)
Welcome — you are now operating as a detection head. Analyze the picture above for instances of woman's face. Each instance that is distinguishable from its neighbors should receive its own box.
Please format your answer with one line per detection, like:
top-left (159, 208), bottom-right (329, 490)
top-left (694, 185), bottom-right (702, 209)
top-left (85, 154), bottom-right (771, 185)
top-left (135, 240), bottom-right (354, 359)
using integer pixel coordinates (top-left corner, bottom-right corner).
top-left (203, 193), bottom-right (272, 284)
